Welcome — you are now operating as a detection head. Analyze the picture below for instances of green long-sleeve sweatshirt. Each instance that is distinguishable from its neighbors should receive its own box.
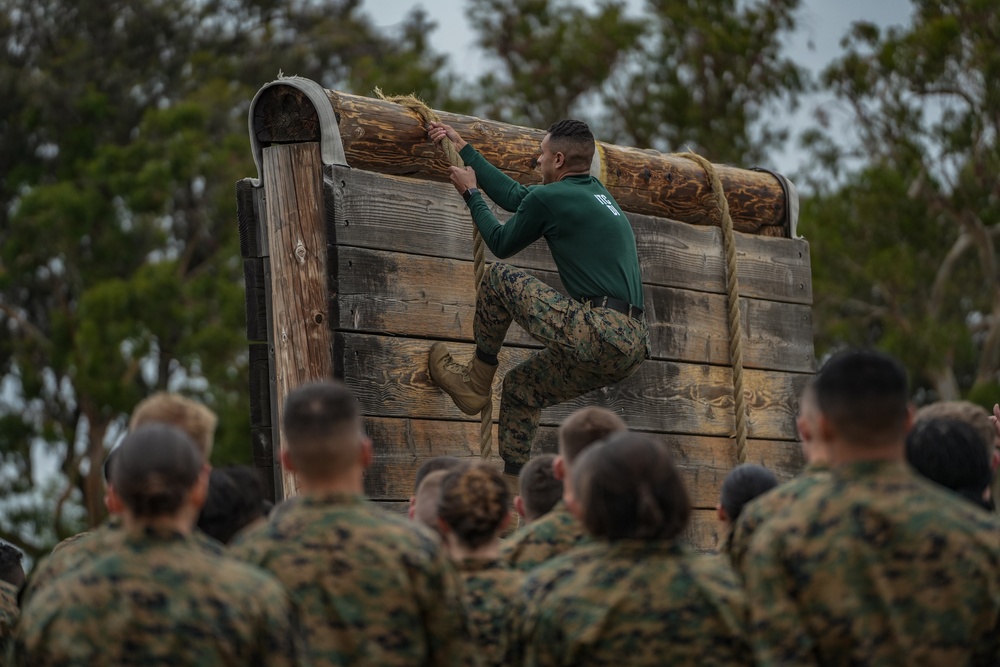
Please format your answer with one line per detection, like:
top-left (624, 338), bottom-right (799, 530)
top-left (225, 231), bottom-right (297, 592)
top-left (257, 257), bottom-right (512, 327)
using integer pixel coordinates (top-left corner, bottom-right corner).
top-left (460, 144), bottom-right (643, 308)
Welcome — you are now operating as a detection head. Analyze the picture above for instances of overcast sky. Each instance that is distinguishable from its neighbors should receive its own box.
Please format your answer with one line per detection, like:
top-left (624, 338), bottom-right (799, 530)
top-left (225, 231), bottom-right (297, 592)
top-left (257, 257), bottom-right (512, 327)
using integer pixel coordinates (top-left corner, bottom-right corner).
top-left (365, 0), bottom-right (913, 175)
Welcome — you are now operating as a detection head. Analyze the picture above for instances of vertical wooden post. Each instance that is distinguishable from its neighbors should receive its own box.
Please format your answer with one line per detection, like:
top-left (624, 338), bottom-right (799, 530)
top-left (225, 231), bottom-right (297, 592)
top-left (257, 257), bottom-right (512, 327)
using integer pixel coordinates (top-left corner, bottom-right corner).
top-left (261, 142), bottom-right (332, 498)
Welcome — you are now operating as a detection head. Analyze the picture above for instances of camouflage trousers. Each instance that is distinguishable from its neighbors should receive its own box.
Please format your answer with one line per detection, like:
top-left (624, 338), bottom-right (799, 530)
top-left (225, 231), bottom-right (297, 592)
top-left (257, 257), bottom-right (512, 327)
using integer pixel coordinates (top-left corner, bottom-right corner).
top-left (475, 263), bottom-right (648, 472)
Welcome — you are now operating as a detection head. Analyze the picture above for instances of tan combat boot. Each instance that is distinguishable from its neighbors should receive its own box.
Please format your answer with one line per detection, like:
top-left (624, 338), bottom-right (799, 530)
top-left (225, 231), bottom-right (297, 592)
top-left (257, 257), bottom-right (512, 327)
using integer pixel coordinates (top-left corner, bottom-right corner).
top-left (427, 342), bottom-right (497, 415)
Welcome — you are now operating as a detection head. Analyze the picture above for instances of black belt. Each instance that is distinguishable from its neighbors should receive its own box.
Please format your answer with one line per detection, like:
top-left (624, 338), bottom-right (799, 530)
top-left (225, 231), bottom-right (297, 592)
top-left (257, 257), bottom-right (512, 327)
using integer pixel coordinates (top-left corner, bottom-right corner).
top-left (581, 296), bottom-right (644, 319)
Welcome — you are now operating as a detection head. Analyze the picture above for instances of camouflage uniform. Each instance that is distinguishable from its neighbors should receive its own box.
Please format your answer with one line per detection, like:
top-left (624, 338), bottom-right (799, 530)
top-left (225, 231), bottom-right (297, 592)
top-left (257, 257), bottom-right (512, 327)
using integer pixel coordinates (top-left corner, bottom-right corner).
top-left (1, 580), bottom-right (18, 662)
top-left (454, 557), bottom-right (524, 667)
top-left (230, 492), bottom-right (480, 667)
top-left (21, 514), bottom-right (222, 606)
top-left (506, 540), bottom-right (751, 666)
top-left (14, 526), bottom-right (305, 666)
top-left (745, 460), bottom-right (1000, 666)
top-left (477, 263), bottom-right (648, 467)
top-left (727, 463), bottom-right (831, 577)
top-left (500, 500), bottom-right (588, 571)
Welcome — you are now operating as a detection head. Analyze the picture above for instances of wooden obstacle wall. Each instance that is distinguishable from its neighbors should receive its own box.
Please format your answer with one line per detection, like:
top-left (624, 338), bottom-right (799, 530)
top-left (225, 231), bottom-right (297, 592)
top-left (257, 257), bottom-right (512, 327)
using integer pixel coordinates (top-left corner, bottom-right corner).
top-left (237, 78), bottom-right (815, 551)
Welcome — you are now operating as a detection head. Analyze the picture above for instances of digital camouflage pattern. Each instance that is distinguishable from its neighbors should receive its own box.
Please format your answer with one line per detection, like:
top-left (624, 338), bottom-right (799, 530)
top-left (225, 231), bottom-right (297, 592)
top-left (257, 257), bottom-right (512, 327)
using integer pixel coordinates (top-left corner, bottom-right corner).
top-left (745, 460), bottom-right (1000, 666)
top-left (727, 464), bottom-right (831, 576)
top-left (477, 263), bottom-right (648, 468)
top-left (500, 501), bottom-right (589, 571)
top-left (506, 540), bottom-right (751, 666)
top-left (21, 514), bottom-right (223, 606)
top-left (454, 557), bottom-right (524, 667)
top-left (230, 492), bottom-right (480, 667)
top-left (14, 526), bottom-right (305, 666)
top-left (1, 580), bottom-right (18, 661)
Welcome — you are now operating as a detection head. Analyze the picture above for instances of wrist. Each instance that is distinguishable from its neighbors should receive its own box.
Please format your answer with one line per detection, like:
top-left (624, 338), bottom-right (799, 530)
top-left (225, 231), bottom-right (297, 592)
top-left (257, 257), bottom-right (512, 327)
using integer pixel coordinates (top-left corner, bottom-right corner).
top-left (462, 188), bottom-right (480, 204)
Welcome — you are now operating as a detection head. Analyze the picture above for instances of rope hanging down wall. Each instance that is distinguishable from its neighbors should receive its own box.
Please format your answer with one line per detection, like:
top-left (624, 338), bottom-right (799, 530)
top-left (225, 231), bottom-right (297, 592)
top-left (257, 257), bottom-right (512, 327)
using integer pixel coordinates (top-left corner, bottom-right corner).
top-left (375, 90), bottom-right (495, 461)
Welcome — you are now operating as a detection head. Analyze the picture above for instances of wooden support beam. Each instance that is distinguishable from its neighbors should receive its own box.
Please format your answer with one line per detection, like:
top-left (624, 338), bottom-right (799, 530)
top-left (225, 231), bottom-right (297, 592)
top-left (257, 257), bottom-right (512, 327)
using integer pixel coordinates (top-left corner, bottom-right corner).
top-left (262, 142), bottom-right (332, 498)
top-left (250, 84), bottom-right (792, 236)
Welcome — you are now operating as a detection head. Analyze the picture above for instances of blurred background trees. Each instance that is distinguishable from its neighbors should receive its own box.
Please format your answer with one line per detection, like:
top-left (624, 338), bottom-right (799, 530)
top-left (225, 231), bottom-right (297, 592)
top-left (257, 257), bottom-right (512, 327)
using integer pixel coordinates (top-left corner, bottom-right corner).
top-left (1, 0), bottom-right (996, 557)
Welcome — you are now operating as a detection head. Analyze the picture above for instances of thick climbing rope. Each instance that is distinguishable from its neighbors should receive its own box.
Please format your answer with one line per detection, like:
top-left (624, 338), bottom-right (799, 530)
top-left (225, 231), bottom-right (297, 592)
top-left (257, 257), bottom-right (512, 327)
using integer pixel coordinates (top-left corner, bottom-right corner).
top-left (677, 153), bottom-right (749, 465)
top-left (375, 90), bottom-right (494, 461)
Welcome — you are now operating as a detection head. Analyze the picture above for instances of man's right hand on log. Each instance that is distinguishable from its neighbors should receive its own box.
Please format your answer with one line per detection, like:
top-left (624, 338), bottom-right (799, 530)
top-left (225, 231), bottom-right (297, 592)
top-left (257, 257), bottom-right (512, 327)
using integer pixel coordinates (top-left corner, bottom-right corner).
top-left (427, 122), bottom-right (467, 151)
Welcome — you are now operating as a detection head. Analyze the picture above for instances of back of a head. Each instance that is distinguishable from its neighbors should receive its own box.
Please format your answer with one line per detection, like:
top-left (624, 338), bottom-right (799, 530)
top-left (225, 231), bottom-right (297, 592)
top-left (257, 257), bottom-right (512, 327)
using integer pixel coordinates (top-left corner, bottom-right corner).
top-left (282, 381), bottom-right (360, 480)
top-left (0, 543), bottom-right (25, 589)
top-left (915, 401), bottom-right (995, 455)
top-left (906, 417), bottom-right (992, 509)
top-left (438, 463), bottom-right (510, 549)
top-left (518, 454), bottom-right (562, 520)
top-left (129, 392), bottom-right (218, 460)
top-left (197, 466), bottom-right (267, 544)
top-left (719, 464), bottom-right (779, 522)
top-left (814, 349), bottom-right (910, 447)
top-left (558, 406), bottom-right (628, 464)
top-left (112, 424), bottom-right (204, 519)
top-left (546, 119), bottom-right (595, 171)
top-left (413, 456), bottom-right (463, 495)
top-left (413, 469), bottom-right (451, 531)
top-left (572, 432), bottom-right (691, 541)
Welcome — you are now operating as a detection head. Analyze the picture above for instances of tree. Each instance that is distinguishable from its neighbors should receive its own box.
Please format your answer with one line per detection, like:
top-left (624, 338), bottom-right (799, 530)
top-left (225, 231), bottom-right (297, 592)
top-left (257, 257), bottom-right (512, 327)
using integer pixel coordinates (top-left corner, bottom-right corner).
top-left (802, 0), bottom-right (1000, 401)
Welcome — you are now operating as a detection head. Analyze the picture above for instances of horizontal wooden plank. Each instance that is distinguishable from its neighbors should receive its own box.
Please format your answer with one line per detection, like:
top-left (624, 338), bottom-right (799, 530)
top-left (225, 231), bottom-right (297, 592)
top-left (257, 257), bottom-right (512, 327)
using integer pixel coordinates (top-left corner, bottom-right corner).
top-left (327, 167), bottom-right (812, 305)
top-left (362, 416), bottom-right (803, 507)
top-left (370, 499), bottom-right (725, 553)
top-left (335, 333), bottom-right (807, 442)
top-left (333, 246), bottom-right (814, 373)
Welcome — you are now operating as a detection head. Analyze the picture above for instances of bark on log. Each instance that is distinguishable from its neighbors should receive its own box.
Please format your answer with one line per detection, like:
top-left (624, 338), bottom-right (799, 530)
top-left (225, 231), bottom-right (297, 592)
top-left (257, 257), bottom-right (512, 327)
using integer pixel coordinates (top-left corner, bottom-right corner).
top-left (251, 84), bottom-right (791, 237)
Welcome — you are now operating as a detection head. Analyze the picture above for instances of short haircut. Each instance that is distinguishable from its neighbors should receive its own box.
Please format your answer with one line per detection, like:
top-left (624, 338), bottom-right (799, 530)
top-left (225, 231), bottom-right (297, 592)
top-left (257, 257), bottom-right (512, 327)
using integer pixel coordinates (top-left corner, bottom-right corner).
top-left (413, 469), bottom-right (451, 532)
top-left (546, 119), bottom-right (595, 171)
top-left (572, 432), bottom-right (691, 541)
top-left (518, 454), bottom-right (562, 520)
top-left (282, 381), bottom-right (361, 480)
top-left (197, 466), bottom-right (267, 544)
top-left (558, 406), bottom-right (628, 464)
top-left (129, 392), bottom-right (218, 459)
top-left (814, 349), bottom-right (910, 446)
top-left (412, 456), bottom-right (463, 496)
top-left (915, 401), bottom-right (995, 455)
top-left (438, 463), bottom-right (510, 549)
top-left (0, 543), bottom-right (24, 589)
top-left (906, 417), bottom-right (992, 510)
top-left (719, 464), bottom-right (779, 521)
top-left (102, 447), bottom-right (119, 485)
top-left (112, 424), bottom-right (204, 518)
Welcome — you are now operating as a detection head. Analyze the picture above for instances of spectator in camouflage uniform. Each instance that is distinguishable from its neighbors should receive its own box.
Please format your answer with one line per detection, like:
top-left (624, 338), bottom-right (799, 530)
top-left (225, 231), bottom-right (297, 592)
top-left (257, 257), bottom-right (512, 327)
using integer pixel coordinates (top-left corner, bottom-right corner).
top-left (21, 393), bottom-right (222, 606)
top-left (230, 380), bottom-right (480, 667)
top-left (14, 424), bottom-right (305, 666)
top-left (715, 463), bottom-right (777, 557)
top-left (507, 431), bottom-right (751, 666)
top-left (744, 350), bottom-right (1000, 665)
top-left (906, 417), bottom-right (994, 510)
top-left (728, 382), bottom-right (832, 576)
top-left (501, 406), bottom-right (626, 571)
top-left (426, 119), bottom-right (648, 480)
top-left (437, 463), bottom-right (523, 667)
top-left (514, 454), bottom-right (562, 523)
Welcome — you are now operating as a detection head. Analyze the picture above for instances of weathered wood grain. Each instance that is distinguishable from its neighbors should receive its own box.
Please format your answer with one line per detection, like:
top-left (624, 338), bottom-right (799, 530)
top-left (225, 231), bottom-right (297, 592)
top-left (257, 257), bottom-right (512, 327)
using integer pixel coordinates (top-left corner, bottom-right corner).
top-left (361, 416), bottom-right (803, 507)
top-left (332, 246), bottom-right (813, 372)
top-left (251, 85), bottom-right (790, 235)
top-left (334, 333), bottom-right (808, 441)
top-left (263, 142), bottom-right (334, 498)
top-left (326, 167), bottom-right (812, 305)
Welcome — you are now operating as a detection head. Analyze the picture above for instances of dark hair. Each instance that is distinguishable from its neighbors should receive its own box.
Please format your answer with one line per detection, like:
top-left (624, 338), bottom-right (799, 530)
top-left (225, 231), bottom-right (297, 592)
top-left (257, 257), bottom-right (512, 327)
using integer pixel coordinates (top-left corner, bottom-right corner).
top-left (719, 464), bottom-right (779, 521)
top-left (282, 381), bottom-right (361, 476)
top-left (558, 406), bottom-right (627, 463)
top-left (413, 456), bottom-right (463, 494)
top-left (572, 432), bottom-right (691, 541)
top-left (438, 464), bottom-right (510, 549)
top-left (197, 466), bottom-right (267, 544)
top-left (0, 543), bottom-right (24, 588)
top-left (111, 424), bottom-right (203, 518)
top-left (906, 417), bottom-right (993, 509)
top-left (546, 119), bottom-right (595, 170)
top-left (814, 349), bottom-right (910, 446)
top-left (518, 454), bottom-right (562, 520)
top-left (102, 447), bottom-right (118, 484)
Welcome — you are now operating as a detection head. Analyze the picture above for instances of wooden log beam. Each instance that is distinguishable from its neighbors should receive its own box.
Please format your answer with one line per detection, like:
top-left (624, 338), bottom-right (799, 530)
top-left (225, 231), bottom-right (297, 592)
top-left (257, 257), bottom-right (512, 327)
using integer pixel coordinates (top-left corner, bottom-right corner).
top-left (251, 84), bottom-right (791, 237)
